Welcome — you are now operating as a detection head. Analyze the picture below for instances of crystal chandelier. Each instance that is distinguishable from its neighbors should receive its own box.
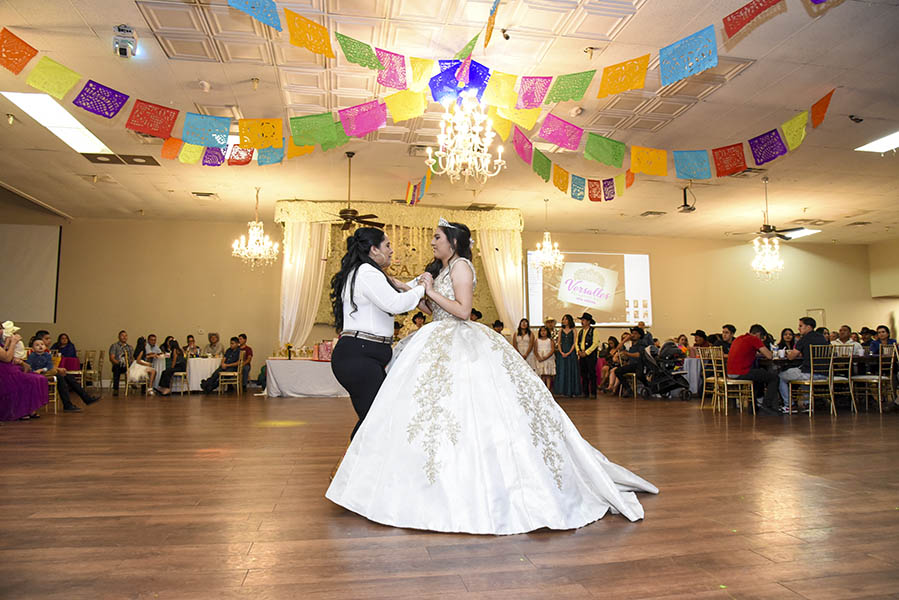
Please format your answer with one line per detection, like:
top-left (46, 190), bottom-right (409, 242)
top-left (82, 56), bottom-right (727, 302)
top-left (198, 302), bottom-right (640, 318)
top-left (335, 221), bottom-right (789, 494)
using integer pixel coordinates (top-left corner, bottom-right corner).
top-left (232, 187), bottom-right (279, 269)
top-left (534, 198), bottom-right (565, 269)
top-left (751, 177), bottom-right (784, 280)
top-left (425, 89), bottom-right (506, 184)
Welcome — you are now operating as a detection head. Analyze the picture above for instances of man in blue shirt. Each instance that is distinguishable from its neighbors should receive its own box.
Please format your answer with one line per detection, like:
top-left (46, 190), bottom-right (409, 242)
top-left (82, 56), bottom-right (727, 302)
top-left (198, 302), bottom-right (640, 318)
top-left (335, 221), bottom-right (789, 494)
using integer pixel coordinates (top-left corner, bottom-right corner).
top-left (200, 337), bottom-right (242, 394)
top-left (26, 338), bottom-right (100, 412)
top-left (778, 316), bottom-right (828, 413)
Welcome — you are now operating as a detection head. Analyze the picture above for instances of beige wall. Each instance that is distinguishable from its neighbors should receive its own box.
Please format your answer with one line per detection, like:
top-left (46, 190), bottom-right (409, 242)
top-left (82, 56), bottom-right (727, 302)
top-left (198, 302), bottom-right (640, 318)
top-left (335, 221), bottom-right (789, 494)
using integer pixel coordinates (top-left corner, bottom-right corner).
top-left (12, 217), bottom-right (283, 368)
top-left (868, 238), bottom-right (899, 298)
top-left (522, 231), bottom-right (899, 342)
top-left (6, 195), bottom-right (898, 362)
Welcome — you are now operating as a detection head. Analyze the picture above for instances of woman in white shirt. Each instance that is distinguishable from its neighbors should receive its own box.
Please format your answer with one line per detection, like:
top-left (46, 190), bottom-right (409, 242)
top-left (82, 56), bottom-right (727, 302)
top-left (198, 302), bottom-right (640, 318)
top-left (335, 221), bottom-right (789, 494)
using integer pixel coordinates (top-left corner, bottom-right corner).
top-left (330, 228), bottom-right (426, 439)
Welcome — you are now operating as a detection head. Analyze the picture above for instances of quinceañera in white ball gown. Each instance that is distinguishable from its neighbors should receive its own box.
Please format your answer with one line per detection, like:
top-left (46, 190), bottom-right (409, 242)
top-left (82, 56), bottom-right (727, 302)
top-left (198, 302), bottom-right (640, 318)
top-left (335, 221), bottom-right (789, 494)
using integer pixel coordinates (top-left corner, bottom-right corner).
top-left (326, 225), bottom-right (657, 535)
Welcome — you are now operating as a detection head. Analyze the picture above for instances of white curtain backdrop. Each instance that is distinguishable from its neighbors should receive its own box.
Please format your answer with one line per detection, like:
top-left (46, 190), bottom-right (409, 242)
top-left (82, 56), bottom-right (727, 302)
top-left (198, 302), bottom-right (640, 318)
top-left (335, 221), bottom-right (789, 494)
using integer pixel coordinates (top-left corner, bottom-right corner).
top-left (279, 221), bottom-right (330, 346)
top-left (476, 229), bottom-right (525, 328)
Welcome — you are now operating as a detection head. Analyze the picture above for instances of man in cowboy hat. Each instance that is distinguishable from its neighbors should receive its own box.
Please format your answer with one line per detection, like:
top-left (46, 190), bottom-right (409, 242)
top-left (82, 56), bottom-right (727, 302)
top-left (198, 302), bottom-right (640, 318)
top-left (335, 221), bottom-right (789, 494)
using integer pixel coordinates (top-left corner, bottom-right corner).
top-left (576, 312), bottom-right (601, 397)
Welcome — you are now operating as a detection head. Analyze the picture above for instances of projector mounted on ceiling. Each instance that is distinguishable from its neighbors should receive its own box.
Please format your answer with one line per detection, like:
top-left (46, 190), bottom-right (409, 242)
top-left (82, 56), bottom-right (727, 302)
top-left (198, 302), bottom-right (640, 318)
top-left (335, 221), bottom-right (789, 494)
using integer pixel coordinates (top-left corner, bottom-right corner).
top-left (113, 24), bottom-right (138, 58)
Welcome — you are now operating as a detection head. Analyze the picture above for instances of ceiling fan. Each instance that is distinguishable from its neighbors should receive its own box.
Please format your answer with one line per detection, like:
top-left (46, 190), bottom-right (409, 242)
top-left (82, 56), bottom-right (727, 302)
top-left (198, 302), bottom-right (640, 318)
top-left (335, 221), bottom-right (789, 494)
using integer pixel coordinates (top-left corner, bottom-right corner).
top-left (754, 176), bottom-right (820, 240)
top-left (317, 151), bottom-right (384, 231)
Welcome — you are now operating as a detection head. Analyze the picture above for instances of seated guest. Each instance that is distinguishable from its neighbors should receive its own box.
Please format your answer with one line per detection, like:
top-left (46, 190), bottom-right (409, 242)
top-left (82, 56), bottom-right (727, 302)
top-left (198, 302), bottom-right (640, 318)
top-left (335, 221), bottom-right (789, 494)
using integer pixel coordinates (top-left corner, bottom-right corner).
top-left (779, 317), bottom-right (828, 413)
top-left (128, 337), bottom-right (157, 394)
top-left (412, 312), bottom-right (426, 329)
top-left (160, 336), bottom-right (175, 353)
top-left (26, 337), bottom-right (99, 411)
top-left (108, 330), bottom-right (134, 395)
top-left (202, 332), bottom-right (224, 356)
top-left (145, 334), bottom-right (162, 359)
top-left (238, 333), bottom-right (253, 388)
top-left (4, 323), bottom-right (27, 362)
top-left (201, 337), bottom-right (241, 393)
top-left (676, 334), bottom-right (690, 356)
top-left (608, 327), bottom-right (649, 395)
top-left (184, 335), bottom-right (201, 358)
top-left (832, 325), bottom-right (862, 354)
top-left (850, 332), bottom-right (861, 343)
top-left (50, 333), bottom-right (77, 358)
top-left (815, 327), bottom-right (830, 341)
top-left (470, 308), bottom-right (482, 322)
top-left (727, 324), bottom-right (778, 415)
top-left (1, 323), bottom-right (49, 421)
top-left (690, 330), bottom-right (710, 357)
top-left (859, 327), bottom-right (875, 349)
top-left (869, 325), bottom-right (897, 355)
top-left (719, 324), bottom-right (736, 354)
top-left (620, 331), bottom-right (632, 351)
top-left (155, 340), bottom-right (186, 396)
top-left (492, 320), bottom-right (504, 334)
top-left (598, 336), bottom-right (620, 392)
top-left (828, 330), bottom-right (839, 342)
top-left (778, 328), bottom-right (796, 351)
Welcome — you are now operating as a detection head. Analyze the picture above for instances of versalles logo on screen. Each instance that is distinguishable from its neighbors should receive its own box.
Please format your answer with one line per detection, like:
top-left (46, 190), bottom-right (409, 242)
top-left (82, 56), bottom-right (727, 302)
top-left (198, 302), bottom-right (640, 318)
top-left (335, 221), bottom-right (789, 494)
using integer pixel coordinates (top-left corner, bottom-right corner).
top-left (557, 263), bottom-right (618, 312)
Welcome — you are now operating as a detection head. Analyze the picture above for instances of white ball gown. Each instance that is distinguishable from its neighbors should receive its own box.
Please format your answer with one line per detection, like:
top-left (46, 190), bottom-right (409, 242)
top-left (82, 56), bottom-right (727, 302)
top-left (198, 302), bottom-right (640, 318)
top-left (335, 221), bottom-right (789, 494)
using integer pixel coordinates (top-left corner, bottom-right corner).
top-left (326, 257), bottom-right (658, 535)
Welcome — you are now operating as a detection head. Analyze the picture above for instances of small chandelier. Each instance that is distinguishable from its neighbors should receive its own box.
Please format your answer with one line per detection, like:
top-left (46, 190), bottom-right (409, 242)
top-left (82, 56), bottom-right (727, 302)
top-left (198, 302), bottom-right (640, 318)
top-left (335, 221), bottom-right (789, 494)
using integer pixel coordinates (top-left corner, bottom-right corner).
top-left (232, 187), bottom-right (279, 269)
top-left (751, 177), bottom-right (784, 280)
top-left (534, 198), bottom-right (564, 269)
top-left (425, 89), bottom-right (505, 184)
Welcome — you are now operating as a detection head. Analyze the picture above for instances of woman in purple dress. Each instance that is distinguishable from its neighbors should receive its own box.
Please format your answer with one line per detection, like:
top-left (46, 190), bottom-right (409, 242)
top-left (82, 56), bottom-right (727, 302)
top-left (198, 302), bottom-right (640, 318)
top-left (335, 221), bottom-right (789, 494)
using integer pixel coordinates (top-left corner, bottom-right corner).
top-left (1, 322), bottom-right (49, 421)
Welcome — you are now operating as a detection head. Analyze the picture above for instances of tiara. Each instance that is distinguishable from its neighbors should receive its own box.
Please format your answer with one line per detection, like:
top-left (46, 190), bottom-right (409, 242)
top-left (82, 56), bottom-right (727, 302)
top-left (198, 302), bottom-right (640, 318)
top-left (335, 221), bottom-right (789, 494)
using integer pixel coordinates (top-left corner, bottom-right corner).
top-left (438, 217), bottom-right (459, 230)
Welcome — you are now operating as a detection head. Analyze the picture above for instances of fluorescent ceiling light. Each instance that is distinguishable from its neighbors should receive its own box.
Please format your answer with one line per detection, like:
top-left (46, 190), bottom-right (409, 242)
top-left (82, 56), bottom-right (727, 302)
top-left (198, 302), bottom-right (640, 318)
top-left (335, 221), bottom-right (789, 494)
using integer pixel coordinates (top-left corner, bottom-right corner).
top-left (1, 91), bottom-right (114, 154)
top-left (782, 227), bottom-right (821, 240)
top-left (854, 131), bottom-right (899, 153)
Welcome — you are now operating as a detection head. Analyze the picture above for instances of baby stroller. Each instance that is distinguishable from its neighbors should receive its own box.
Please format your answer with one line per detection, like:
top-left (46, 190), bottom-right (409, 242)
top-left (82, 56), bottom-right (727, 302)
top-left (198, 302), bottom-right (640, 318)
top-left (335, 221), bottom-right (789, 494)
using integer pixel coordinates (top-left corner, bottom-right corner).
top-left (640, 342), bottom-right (692, 401)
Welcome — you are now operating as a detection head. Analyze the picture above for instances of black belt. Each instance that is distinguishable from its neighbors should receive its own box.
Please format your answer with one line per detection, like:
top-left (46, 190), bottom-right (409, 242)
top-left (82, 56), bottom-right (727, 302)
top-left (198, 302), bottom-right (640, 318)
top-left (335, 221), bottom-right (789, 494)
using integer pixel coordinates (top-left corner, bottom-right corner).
top-left (340, 330), bottom-right (393, 344)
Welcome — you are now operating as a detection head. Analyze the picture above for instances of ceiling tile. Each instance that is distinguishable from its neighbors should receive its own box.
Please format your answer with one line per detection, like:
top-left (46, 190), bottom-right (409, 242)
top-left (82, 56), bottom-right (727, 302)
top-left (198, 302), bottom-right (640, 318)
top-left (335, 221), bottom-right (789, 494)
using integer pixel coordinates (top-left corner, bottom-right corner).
top-left (156, 34), bottom-right (221, 62)
top-left (328, 0), bottom-right (390, 19)
top-left (216, 39), bottom-right (273, 65)
top-left (618, 114), bottom-right (671, 132)
top-left (390, 0), bottom-right (454, 22)
top-left (137, 2), bottom-right (207, 35)
top-left (272, 42), bottom-right (327, 67)
top-left (510, 0), bottom-right (579, 36)
top-left (202, 5), bottom-right (266, 37)
top-left (279, 67), bottom-right (328, 89)
top-left (562, 0), bottom-right (642, 41)
top-left (639, 96), bottom-right (695, 118)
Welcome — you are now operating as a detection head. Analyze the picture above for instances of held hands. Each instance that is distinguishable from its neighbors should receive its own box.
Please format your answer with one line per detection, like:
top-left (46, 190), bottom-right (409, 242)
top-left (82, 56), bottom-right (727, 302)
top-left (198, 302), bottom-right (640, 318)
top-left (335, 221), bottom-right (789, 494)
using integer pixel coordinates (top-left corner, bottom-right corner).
top-left (419, 272), bottom-right (434, 290)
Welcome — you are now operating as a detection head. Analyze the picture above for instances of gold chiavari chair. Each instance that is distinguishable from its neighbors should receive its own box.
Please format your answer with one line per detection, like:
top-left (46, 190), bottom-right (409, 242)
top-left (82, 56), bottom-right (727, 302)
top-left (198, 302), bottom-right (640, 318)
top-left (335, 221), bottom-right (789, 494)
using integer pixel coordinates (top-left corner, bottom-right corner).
top-left (122, 352), bottom-right (150, 397)
top-left (851, 344), bottom-right (895, 413)
top-left (81, 350), bottom-right (98, 390)
top-left (788, 345), bottom-right (834, 418)
top-left (830, 344), bottom-right (856, 414)
top-left (710, 346), bottom-right (755, 416)
top-left (218, 350), bottom-right (245, 395)
top-left (697, 347), bottom-right (721, 411)
top-left (45, 378), bottom-right (58, 414)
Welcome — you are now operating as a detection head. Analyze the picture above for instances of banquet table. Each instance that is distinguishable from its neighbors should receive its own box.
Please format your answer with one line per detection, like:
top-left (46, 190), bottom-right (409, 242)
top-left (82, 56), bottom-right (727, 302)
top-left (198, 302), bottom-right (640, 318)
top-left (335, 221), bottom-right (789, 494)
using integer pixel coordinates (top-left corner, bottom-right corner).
top-left (266, 358), bottom-right (349, 398)
top-left (187, 357), bottom-right (221, 392)
top-left (58, 357), bottom-right (81, 372)
top-left (678, 357), bottom-right (703, 395)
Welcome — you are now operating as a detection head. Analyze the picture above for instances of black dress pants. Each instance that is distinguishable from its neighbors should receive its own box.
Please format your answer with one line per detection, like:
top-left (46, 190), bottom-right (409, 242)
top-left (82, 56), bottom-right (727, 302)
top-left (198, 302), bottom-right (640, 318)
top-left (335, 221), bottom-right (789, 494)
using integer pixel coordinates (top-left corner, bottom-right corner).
top-left (159, 361), bottom-right (186, 388)
top-left (112, 363), bottom-right (127, 391)
top-left (331, 336), bottom-right (392, 439)
top-left (579, 353), bottom-right (598, 396)
top-left (732, 368), bottom-right (780, 409)
top-left (56, 374), bottom-right (90, 408)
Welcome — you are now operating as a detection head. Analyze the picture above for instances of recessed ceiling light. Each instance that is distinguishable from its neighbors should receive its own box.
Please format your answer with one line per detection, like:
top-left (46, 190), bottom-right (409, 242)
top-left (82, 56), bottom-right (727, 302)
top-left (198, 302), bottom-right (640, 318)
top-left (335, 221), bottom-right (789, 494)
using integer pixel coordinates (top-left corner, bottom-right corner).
top-left (0, 91), bottom-right (114, 154)
top-left (854, 130), bottom-right (899, 153)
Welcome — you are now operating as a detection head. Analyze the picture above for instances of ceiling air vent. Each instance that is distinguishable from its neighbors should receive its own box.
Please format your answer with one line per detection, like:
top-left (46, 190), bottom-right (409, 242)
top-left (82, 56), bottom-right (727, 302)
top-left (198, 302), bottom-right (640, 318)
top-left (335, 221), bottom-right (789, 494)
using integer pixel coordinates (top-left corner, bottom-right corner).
top-left (729, 167), bottom-right (767, 178)
top-left (191, 192), bottom-right (220, 201)
top-left (126, 129), bottom-right (164, 145)
top-left (466, 203), bottom-right (495, 211)
top-left (847, 221), bottom-right (872, 227)
top-left (640, 210), bottom-right (666, 217)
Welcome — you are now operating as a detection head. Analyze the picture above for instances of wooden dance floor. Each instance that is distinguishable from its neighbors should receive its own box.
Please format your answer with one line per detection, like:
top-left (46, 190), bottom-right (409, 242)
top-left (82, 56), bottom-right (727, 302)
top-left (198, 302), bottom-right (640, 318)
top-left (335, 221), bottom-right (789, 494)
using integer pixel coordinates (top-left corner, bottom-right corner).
top-left (1, 393), bottom-right (897, 599)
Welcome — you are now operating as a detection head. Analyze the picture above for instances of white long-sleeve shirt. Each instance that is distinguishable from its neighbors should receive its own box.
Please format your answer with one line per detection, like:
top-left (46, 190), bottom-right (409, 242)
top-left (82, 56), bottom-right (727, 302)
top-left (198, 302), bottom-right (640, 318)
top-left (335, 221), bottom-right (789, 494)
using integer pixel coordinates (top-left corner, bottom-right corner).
top-left (342, 264), bottom-right (424, 338)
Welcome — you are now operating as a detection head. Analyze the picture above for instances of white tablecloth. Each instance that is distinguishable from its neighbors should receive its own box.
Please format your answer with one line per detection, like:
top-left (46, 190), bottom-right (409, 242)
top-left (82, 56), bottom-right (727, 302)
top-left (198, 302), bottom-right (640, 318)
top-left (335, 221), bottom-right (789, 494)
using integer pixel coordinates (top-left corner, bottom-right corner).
top-left (266, 359), bottom-right (348, 398)
top-left (188, 357), bottom-right (220, 391)
top-left (682, 357), bottom-right (703, 395)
